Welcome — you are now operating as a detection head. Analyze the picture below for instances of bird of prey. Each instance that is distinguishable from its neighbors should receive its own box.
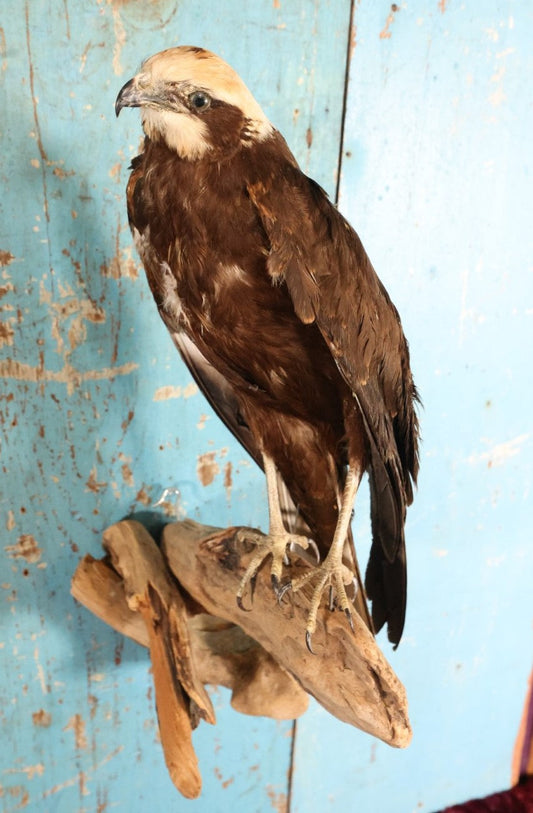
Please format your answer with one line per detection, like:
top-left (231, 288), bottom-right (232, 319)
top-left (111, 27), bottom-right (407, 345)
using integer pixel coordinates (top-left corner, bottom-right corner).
top-left (115, 46), bottom-right (419, 648)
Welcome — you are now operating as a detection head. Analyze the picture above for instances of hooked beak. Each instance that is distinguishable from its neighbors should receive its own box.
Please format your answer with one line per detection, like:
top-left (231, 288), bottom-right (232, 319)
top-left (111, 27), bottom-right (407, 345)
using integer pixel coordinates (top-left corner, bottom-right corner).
top-left (115, 77), bottom-right (145, 117)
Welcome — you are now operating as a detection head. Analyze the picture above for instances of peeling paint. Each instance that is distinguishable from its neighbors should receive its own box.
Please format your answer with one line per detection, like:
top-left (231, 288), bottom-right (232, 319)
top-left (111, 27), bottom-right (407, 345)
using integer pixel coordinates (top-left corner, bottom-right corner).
top-left (5, 764), bottom-right (45, 780)
top-left (5, 535), bottom-right (42, 563)
top-left (153, 381), bottom-right (198, 401)
top-left (0, 358), bottom-right (138, 396)
top-left (197, 451), bottom-right (220, 486)
top-left (0, 249), bottom-right (14, 266)
top-left (379, 4), bottom-right (399, 40)
top-left (224, 460), bottom-right (233, 502)
top-left (0, 320), bottom-right (15, 346)
top-left (32, 709), bottom-right (52, 727)
top-left (266, 786), bottom-right (288, 813)
top-left (64, 714), bottom-right (88, 750)
top-left (467, 434), bottom-right (530, 468)
top-left (100, 244), bottom-right (139, 279)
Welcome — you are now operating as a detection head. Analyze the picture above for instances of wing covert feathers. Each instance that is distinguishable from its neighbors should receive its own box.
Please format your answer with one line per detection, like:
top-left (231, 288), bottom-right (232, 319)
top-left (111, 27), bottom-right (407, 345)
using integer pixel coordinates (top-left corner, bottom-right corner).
top-left (247, 152), bottom-right (419, 645)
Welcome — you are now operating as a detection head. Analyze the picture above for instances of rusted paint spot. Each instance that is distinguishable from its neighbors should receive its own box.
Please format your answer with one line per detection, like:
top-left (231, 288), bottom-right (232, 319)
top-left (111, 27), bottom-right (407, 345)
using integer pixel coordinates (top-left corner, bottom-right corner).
top-left (100, 248), bottom-right (139, 279)
top-left (0, 320), bottom-right (15, 346)
top-left (0, 283), bottom-right (13, 298)
top-left (438, 0), bottom-right (448, 11)
top-left (266, 786), bottom-right (288, 812)
top-left (197, 413), bottom-right (209, 429)
top-left (85, 468), bottom-right (108, 493)
top-left (224, 461), bottom-right (233, 501)
top-left (114, 639), bottom-right (123, 666)
top-left (5, 764), bottom-right (45, 780)
top-left (0, 250), bottom-right (14, 267)
top-left (121, 409), bottom-right (134, 432)
top-left (3, 785), bottom-right (29, 807)
top-left (153, 382), bottom-right (198, 401)
top-left (88, 694), bottom-right (98, 720)
top-left (306, 127), bottom-right (313, 148)
top-left (52, 165), bottom-right (75, 179)
top-left (380, 4), bottom-right (399, 39)
top-left (120, 461), bottom-right (134, 487)
top-left (32, 709), bottom-right (52, 727)
top-left (0, 358), bottom-right (138, 397)
top-left (197, 451), bottom-right (220, 486)
top-left (64, 714), bottom-right (88, 750)
top-left (135, 486), bottom-right (151, 505)
top-left (5, 534), bottom-right (42, 564)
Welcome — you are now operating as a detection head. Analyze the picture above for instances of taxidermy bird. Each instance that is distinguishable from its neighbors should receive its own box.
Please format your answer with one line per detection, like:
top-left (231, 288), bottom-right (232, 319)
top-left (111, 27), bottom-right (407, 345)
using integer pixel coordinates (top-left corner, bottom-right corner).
top-left (115, 46), bottom-right (419, 648)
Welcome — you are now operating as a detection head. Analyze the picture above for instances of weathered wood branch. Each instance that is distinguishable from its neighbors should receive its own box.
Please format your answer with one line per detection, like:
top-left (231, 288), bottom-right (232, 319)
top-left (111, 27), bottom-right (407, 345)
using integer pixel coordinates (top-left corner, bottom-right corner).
top-left (162, 520), bottom-right (411, 748)
top-left (72, 518), bottom-right (411, 798)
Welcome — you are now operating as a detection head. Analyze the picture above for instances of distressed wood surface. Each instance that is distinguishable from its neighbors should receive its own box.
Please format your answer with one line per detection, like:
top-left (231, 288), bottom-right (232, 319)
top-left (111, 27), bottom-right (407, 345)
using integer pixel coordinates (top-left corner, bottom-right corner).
top-left (1, 1), bottom-right (532, 811)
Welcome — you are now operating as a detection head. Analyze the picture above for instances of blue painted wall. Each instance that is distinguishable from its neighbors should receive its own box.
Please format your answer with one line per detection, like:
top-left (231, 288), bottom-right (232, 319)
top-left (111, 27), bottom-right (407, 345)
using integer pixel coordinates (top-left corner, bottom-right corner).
top-left (1, 2), bottom-right (531, 811)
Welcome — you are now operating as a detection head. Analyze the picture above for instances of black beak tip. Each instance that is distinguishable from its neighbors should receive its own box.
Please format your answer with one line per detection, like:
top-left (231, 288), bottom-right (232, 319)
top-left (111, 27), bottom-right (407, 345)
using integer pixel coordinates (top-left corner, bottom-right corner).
top-left (115, 77), bottom-right (135, 119)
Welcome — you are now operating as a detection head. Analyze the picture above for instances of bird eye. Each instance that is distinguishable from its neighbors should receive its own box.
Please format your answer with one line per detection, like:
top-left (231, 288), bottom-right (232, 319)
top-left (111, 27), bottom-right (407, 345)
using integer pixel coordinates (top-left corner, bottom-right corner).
top-left (188, 91), bottom-right (211, 111)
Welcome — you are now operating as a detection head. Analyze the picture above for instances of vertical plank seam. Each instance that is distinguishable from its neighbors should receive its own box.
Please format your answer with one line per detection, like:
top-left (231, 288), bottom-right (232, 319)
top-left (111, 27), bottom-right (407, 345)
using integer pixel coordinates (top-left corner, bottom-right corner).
top-left (335, 0), bottom-right (357, 206)
top-left (286, 718), bottom-right (297, 813)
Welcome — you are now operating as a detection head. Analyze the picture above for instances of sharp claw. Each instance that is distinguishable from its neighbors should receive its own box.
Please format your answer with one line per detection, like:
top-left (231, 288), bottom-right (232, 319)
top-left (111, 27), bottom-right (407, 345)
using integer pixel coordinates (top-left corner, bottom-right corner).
top-left (236, 595), bottom-right (252, 612)
top-left (308, 539), bottom-right (320, 564)
top-left (277, 581), bottom-right (292, 602)
top-left (345, 607), bottom-right (354, 632)
top-left (305, 631), bottom-right (315, 654)
top-left (328, 584), bottom-right (335, 612)
top-left (271, 573), bottom-right (279, 592)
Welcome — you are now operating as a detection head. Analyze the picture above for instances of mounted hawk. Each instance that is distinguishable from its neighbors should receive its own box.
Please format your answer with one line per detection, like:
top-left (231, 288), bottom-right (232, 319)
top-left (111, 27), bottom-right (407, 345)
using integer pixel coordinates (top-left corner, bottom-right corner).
top-left (115, 46), bottom-right (420, 648)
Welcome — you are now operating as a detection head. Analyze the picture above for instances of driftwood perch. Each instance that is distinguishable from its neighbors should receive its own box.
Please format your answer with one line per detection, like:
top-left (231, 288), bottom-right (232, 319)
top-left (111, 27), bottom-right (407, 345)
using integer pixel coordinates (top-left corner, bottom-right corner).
top-left (72, 518), bottom-right (411, 799)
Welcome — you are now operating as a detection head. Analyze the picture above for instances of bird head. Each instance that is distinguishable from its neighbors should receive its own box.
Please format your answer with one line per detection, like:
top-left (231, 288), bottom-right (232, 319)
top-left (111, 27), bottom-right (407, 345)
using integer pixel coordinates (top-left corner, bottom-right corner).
top-left (115, 46), bottom-right (272, 160)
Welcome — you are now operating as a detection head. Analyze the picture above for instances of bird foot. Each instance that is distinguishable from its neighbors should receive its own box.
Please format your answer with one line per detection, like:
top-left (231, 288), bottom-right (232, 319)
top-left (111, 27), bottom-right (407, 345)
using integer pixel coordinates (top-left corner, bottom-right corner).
top-left (235, 528), bottom-right (319, 611)
top-left (280, 557), bottom-right (357, 652)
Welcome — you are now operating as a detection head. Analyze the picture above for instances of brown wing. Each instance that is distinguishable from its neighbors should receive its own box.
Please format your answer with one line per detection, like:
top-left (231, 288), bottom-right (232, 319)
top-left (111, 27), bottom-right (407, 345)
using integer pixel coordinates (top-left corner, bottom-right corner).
top-left (126, 155), bottom-right (312, 542)
top-left (247, 161), bottom-right (419, 645)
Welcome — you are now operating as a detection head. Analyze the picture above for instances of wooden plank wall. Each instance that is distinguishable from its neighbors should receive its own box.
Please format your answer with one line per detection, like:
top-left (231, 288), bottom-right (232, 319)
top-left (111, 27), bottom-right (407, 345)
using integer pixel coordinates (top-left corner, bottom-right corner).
top-left (1, 2), bottom-right (531, 811)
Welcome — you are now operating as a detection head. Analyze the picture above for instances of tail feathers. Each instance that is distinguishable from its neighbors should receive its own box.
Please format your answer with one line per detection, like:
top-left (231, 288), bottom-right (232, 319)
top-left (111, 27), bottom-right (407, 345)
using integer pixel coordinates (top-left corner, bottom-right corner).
top-left (365, 537), bottom-right (407, 648)
top-left (364, 461), bottom-right (408, 647)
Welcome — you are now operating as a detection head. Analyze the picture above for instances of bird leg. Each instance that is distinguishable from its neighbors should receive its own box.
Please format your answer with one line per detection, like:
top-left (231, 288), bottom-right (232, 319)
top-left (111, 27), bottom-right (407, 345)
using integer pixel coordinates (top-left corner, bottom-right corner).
top-left (235, 453), bottom-right (318, 609)
top-left (284, 465), bottom-right (361, 651)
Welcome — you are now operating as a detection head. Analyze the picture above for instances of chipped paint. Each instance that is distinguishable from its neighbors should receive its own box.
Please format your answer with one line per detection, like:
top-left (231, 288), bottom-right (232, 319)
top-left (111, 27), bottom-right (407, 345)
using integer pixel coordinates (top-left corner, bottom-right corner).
top-left (5, 535), bottom-right (42, 563)
top-left (379, 4), bottom-right (399, 40)
top-left (224, 460), bottom-right (233, 502)
top-left (153, 381), bottom-right (198, 400)
top-left (0, 320), bottom-right (15, 346)
top-left (467, 434), bottom-right (530, 468)
top-left (5, 764), bottom-right (45, 780)
top-left (0, 358), bottom-right (138, 396)
top-left (100, 244), bottom-right (139, 279)
top-left (0, 249), bottom-right (14, 266)
top-left (266, 786), bottom-right (288, 813)
top-left (32, 709), bottom-right (52, 727)
top-left (197, 451), bottom-right (220, 486)
top-left (64, 714), bottom-right (88, 749)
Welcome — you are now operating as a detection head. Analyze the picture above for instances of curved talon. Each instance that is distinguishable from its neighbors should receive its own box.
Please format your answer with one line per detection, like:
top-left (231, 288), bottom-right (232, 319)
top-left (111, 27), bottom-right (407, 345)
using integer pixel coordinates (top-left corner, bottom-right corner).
top-left (328, 584), bottom-right (335, 612)
top-left (305, 630), bottom-right (315, 655)
top-left (236, 595), bottom-right (252, 612)
top-left (345, 607), bottom-right (355, 632)
top-left (308, 539), bottom-right (321, 564)
top-left (276, 580), bottom-right (292, 602)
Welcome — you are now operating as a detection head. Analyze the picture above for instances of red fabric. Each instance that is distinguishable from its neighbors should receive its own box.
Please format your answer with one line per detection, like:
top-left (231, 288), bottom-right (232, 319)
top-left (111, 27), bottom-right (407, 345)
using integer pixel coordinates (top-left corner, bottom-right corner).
top-left (439, 776), bottom-right (533, 812)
